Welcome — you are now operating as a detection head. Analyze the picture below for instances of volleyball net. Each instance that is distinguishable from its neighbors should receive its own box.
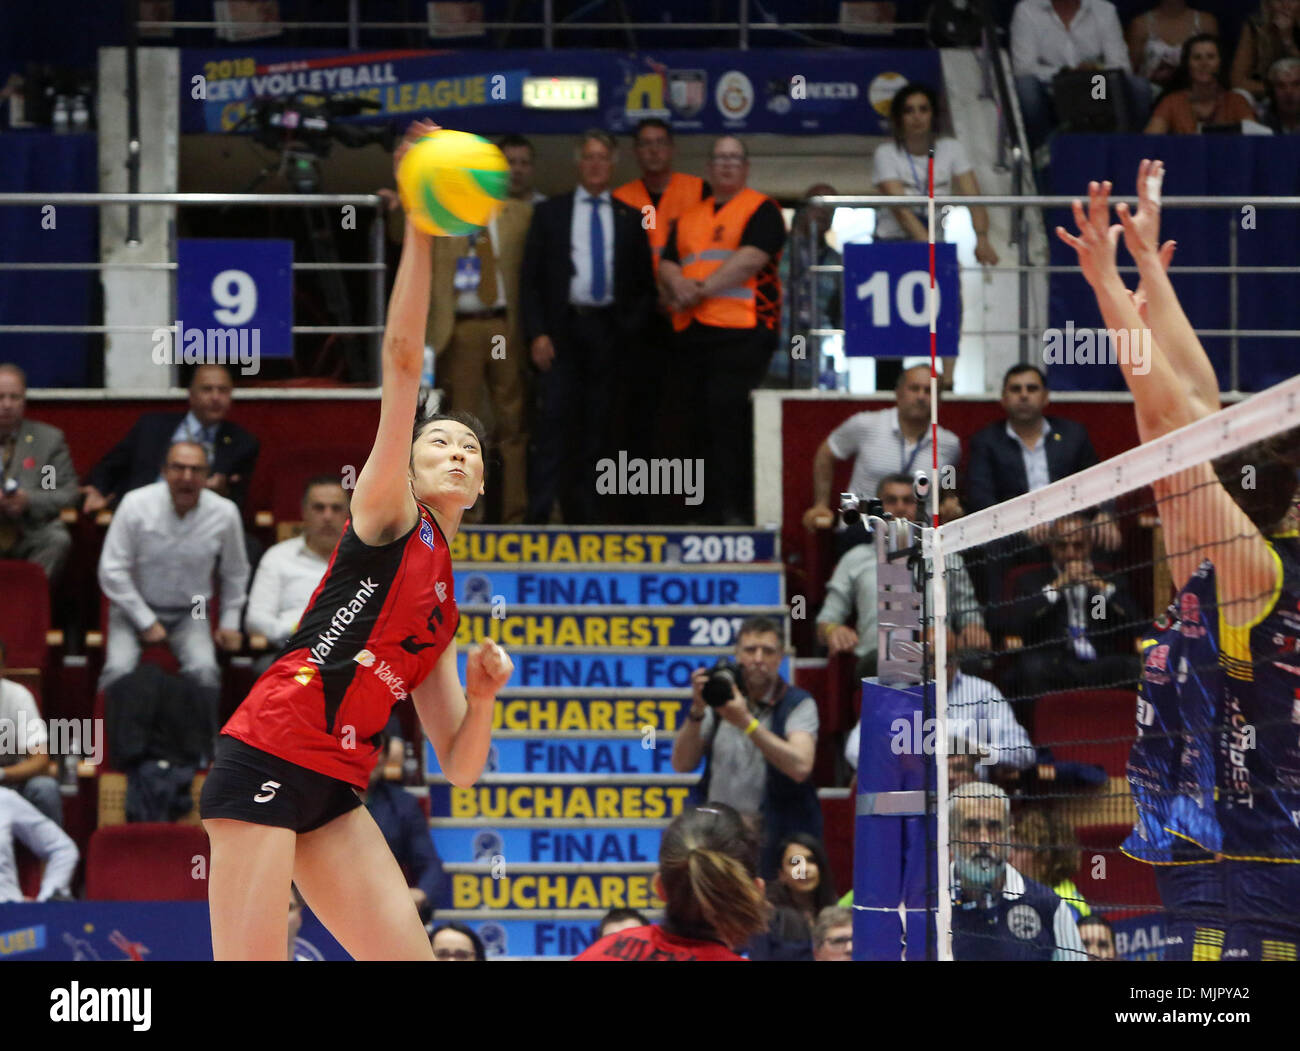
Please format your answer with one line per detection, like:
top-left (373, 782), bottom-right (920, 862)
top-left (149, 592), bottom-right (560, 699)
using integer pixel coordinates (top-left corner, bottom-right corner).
top-left (853, 373), bottom-right (1300, 961)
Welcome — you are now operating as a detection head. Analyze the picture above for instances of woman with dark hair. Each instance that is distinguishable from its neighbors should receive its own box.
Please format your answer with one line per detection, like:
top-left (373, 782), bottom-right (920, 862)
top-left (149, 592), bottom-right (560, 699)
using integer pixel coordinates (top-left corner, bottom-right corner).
top-left (1126, 0), bottom-right (1219, 95)
top-left (766, 833), bottom-right (839, 935)
top-left (1231, 0), bottom-right (1300, 103)
top-left (872, 83), bottom-right (997, 267)
top-left (574, 803), bottom-right (769, 960)
top-left (1144, 34), bottom-right (1257, 132)
top-left (431, 922), bottom-right (487, 961)
top-left (199, 119), bottom-right (515, 961)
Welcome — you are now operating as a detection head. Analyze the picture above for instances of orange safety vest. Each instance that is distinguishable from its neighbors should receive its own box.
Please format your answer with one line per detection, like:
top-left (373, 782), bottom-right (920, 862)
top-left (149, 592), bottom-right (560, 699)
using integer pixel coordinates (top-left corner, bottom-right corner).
top-left (670, 186), bottom-right (778, 332)
top-left (612, 171), bottom-right (707, 276)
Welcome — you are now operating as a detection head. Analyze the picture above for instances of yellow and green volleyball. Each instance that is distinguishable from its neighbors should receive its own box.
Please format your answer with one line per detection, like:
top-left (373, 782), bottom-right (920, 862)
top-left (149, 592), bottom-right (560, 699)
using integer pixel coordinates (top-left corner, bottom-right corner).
top-left (397, 129), bottom-right (509, 236)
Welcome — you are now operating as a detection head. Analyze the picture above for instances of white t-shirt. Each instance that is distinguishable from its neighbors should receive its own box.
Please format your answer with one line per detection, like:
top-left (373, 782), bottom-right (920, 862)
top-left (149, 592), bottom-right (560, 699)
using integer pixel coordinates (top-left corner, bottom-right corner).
top-left (872, 138), bottom-right (973, 241)
top-left (244, 535), bottom-right (331, 646)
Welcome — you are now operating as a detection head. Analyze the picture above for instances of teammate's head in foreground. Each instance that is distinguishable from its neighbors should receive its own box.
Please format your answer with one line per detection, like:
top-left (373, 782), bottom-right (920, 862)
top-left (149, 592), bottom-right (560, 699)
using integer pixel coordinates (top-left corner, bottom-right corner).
top-left (1077, 914), bottom-right (1116, 960)
top-left (430, 921), bottom-right (486, 961)
top-left (949, 782), bottom-right (1011, 891)
top-left (653, 803), bottom-right (769, 949)
top-left (1211, 426), bottom-right (1300, 537)
top-left (812, 906), bottom-right (854, 961)
top-left (409, 410), bottom-right (487, 516)
top-left (599, 907), bottom-right (649, 939)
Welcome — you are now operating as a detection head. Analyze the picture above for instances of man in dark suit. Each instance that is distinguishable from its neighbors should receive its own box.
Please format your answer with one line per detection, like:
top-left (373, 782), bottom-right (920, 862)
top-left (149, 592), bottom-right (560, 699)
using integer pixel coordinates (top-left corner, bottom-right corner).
top-left (81, 364), bottom-right (260, 513)
top-left (520, 129), bottom-right (654, 525)
top-left (965, 363), bottom-right (1119, 602)
top-left (1002, 512), bottom-right (1141, 725)
top-left (0, 363), bottom-right (79, 586)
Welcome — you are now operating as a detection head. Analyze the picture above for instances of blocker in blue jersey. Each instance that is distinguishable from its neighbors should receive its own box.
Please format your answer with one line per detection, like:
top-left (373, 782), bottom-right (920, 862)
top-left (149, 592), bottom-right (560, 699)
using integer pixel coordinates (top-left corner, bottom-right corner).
top-left (949, 784), bottom-right (1086, 961)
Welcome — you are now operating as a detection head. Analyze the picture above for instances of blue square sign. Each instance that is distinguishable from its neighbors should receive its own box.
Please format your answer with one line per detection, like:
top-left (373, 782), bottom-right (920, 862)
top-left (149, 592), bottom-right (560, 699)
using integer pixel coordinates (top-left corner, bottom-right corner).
top-left (842, 241), bottom-right (958, 357)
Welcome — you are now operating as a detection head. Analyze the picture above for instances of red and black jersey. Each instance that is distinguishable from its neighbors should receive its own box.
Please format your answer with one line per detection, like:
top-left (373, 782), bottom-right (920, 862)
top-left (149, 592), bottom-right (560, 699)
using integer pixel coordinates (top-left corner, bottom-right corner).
top-left (223, 503), bottom-right (457, 789)
top-left (573, 925), bottom-right (746, 962)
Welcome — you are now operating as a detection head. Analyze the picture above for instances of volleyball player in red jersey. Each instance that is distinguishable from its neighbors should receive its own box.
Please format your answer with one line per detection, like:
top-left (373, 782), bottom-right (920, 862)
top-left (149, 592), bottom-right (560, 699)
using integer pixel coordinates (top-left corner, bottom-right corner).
top-left (199, 120), bottom-right (514, 961)
top-left (574, 803), bottom-right (769, 961)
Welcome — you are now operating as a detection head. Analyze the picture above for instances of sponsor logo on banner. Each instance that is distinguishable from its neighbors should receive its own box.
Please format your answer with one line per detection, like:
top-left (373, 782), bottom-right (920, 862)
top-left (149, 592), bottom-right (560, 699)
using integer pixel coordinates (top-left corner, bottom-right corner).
top-left (473, 829), bottom-right (504, 861)
top-left (868, 71), bottom-right (909, 120)
top-left (464, 574), bottom-right (492, 603)
top-left (668, 70), bottom-right (706, 118)
top-left (479, 922), bottom-right (508, 958)
top-left (1007, 903), bottom-right (1042, 941)
top-left (624, 65), bottom-right (671, 121)
top-left (715, 71), bottom-right (754, 122)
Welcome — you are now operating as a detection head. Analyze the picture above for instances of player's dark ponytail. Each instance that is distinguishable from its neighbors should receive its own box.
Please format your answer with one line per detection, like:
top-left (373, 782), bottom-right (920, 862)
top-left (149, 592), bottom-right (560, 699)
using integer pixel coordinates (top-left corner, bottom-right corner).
top-left (658, 803), bottom-right (769, 950)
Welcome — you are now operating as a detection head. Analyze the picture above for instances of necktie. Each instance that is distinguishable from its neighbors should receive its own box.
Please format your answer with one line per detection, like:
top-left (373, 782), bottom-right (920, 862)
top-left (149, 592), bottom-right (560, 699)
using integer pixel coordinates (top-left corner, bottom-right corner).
top-left (589, 196), bottom-right (607, 303)
top-left (475, 227), bottom-right (499, 308)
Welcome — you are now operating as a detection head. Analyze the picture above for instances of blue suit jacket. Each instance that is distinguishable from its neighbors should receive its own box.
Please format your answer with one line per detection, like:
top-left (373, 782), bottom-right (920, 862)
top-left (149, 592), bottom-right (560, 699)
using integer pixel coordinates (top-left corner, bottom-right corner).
top-left (88, 412), bottom-right (260, 509)
top-left (964, 415), bottom-right (1099, 513)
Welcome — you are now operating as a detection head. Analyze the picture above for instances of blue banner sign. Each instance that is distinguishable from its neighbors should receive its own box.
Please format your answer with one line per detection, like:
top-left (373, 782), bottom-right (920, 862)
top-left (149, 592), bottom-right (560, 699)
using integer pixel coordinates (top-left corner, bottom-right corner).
top-left (455, 650), bottom-right (790, 688)
top-left (453, 568), bottom-right (781, 605)
top-left (462, 916), bottom-right (647, 958)
top-left (428, 737), bottom-right (694, 777)
top-left (451, 528), bottom-right (776, 564)
top-left (842, 242), bottom-right (958, 358)
top-left (457, 610), bottom-right (774, 648)
top-left (451, 871), bottom-right (659, 911)
top-left (431, 782), bottom-right (696, 820)
top-left (181, 49), bottom-right (942, 137)
top-left (492, 694), bottom-right (692, 732)
top-left (175, 238), bottom-right (292, 364)
top-left (433, 826), bottom-right (665, 864)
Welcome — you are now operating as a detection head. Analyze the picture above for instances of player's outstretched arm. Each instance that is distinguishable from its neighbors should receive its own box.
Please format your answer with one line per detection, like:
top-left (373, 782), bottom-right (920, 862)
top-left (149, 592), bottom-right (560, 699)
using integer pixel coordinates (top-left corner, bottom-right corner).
top-left (352, 119), bottom-right (439, 547)
top-left (412, 638), bottom-right (513, 787)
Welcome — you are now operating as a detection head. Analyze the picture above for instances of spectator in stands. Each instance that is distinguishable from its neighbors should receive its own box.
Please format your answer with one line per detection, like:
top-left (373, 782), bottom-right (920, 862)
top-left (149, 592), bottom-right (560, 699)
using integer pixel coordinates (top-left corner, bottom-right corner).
top-left (873, 82), bottom-right (998, 267)
top-left (1078, 914), bottom-right (1117, 958)
top-left (363, 731), bottom-right (446, 924)
top-left (0, 787), bottom-right (77, 902)
top-left (843, 633), bottom-right (1035, 779)
top-left (784, 183), bottom-right (843, 389)
top-left (0, 637), bottom-right (64, 826)
top-left (768, 833), bottom-right (839, 936)
top-left (81, 364), bottom-right (260, 512)
top-left (598, 907), bottom-right (649, 939)
top-left (520, 129), bottom-right (655, 525)
top-left (244, 476), bottom-right (346, 672)
top-left (966, 363), bottom-right (1119, 601)
top-left (670, 616), bottom-right (822, 880)
top-left (431, 922), bottom-right (486, 961)
top-left (574, 803), bottom-right (768, 961)
top-left (950, 782), bottom-right (1086, 959)
top-left (498, 134), bottom-right (546, 204)
top-left (613, 119), bottom-right (710, 513)
top-left (1264, 56), bottom-right (1300, 131)
top-left (1003, 511), bottom-right (1141, 699)
top-left (1011, 0), bottom-right (1151, 151)
top-left (657, 135), bottom-right (786, 525)
top-left (1008, 804), bottom-right (1092, 919)
top-left (1126, 0), bottom-right (1219, 97)
top-left (812, 905), bottom-right (854, 961)
top-left (1231, 0), bottom-right (1300, 106)
top-left (802, 366), bottom-right (963, 558)
top-left (0, 363), bottom-right (78, 587)
top-left (97, 440), bottom-right (249, 747)
top-left (817, 475), bottom-right (988, 678)
top-left (425, 172), bottom-right (532, 525)
top-left (1145, 35), bottom-right (1257, 133)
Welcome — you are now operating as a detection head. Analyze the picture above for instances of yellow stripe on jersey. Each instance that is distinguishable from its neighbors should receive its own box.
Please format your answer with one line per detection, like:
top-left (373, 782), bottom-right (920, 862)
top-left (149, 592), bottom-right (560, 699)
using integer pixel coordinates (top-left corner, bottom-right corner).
top-left (1192, 927), bottom-right (1224, 961)
top-left (1220, 543), bottom-right (1285, 681)
top-left (1261, 939), bottom-right (1298, 962)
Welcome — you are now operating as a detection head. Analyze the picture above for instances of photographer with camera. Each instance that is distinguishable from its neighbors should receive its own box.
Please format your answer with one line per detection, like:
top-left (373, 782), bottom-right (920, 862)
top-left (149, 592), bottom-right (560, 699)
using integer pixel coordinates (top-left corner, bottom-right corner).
top-left (670, 616), bottom-right (821, 881)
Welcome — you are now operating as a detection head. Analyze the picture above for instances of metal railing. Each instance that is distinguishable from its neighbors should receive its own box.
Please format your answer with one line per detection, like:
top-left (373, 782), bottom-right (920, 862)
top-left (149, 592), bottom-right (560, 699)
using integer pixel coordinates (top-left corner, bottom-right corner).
top-left (0, 192), bottom-right (389, 381)
top-left (794, 193), bottom-right (1300, 397)
top-left (135, 10), bottom-right (926, 50)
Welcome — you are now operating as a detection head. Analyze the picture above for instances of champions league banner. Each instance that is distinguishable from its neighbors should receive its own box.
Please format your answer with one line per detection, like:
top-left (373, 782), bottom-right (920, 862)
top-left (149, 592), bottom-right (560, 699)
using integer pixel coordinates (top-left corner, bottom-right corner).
top-left (180, 48), bottom-right (942, 137)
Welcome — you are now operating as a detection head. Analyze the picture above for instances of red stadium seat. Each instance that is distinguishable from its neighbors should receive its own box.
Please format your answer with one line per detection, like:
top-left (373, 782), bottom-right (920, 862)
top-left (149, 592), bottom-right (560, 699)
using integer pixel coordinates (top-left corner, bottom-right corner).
top-left (1072, 822), bottom-right (1161, 918)
top-left (819, 792), bottom-right (854, 899)
top-left (1034, 689), bottom-right (1135, 777)
top-left (84, 823), bottom-right (211, 901)
top-left (262, 443), bottom-right (366, 527)
top-left (0, 560), bottom-right (50, 668)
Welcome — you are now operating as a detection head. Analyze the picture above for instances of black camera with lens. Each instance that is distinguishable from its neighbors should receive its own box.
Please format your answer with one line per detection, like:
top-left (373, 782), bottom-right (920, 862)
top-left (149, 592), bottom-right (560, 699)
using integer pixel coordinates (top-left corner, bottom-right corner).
top-left (702, 658), bottom-right (749, 707)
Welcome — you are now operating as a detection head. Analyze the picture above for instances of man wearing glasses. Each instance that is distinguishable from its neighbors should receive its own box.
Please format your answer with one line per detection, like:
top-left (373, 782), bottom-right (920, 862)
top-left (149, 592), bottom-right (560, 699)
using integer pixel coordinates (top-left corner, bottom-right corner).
top-left (97, 440), bottom-right (249, 741)
top-left (657, 135), bottom-right (786, 525)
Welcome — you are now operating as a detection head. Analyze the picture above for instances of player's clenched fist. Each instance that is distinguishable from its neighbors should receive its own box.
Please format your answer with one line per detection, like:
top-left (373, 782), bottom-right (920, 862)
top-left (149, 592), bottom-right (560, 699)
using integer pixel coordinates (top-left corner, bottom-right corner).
top-left (466, 637), bottom-right (514, 704)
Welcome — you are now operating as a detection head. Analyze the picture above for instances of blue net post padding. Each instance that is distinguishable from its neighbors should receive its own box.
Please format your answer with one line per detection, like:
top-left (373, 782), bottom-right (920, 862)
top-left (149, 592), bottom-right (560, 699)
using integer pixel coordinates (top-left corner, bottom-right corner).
top-left (853, 678), bottom-right (933, 961)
